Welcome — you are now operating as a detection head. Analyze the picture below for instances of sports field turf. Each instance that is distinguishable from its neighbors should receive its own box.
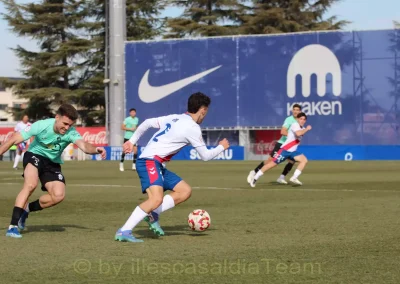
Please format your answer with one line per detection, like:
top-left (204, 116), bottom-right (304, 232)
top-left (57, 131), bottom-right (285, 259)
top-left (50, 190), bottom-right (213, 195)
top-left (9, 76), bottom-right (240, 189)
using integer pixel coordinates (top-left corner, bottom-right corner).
top-left (0, 160), bottom-right (400, 284)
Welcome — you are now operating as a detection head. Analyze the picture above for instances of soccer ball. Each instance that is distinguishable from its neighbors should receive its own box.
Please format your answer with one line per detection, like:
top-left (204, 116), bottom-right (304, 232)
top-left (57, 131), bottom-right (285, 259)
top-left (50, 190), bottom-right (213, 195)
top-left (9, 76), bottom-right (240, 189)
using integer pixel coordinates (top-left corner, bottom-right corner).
top-left (188, 209), bottom-right (211, 231)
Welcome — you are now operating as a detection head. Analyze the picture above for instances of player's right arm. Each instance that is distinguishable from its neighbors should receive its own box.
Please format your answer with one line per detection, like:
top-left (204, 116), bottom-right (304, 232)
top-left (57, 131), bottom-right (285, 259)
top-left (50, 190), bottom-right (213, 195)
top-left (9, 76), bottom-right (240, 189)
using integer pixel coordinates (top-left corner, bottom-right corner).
top-left (121, 118), bottom-right (130, 131)
top-left (123, 116), bottom-right (165, 153)
top-left (0, 122), bottom-right (39, 155)
top-left (187, 125), bottom-right (230, 161)
top-left (280, 117), bottom-right (291, 136)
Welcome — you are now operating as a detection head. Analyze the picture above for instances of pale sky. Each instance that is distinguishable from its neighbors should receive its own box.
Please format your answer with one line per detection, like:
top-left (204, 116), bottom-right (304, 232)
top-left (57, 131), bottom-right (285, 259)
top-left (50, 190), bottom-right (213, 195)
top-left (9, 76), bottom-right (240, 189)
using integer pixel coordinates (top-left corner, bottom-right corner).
top-left (0, 0), bottom-right (399, 77)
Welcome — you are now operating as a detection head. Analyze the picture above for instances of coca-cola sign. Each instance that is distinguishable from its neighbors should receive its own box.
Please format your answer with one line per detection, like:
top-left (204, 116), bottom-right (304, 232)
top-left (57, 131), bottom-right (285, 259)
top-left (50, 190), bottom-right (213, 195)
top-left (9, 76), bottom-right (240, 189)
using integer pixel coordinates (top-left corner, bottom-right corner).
top-left (0, 128), bottom-right (14, 144)
top-left (253, 130), bottom-right (281, 155)
top-left (0, 126), bottom-right (108, 146)
top-left (76, 127), bottom-right (108, 146)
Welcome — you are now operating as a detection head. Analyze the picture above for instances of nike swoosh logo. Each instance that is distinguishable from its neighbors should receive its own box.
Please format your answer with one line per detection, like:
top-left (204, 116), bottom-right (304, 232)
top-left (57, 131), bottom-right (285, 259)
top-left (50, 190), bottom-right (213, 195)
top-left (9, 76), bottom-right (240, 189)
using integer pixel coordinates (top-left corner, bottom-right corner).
top-left (138, 65), bottom-right (222, 103)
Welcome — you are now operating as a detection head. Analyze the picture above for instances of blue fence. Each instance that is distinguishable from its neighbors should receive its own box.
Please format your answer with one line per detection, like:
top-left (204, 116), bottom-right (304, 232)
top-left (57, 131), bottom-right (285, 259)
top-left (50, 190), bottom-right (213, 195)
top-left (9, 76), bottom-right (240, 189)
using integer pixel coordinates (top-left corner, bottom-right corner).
top-left (92, 145), bottom-right (400, 161)
top-left (92, 146), bottom-right (244, 161)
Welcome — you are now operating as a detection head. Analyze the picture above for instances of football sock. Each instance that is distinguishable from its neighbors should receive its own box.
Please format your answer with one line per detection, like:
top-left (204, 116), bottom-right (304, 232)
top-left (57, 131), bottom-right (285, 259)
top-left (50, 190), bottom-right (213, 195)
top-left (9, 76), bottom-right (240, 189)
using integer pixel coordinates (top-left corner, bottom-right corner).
top-left (28, 200), bottom-right (43, 212)
top-left (254, 171), bottom-right (264, 181)
top-left (121, 206), bottom-right (148, 231)
top-left (13, 154), bottom-right (21, 168)
top-left (10, 207), bottom-right (24, 226)
top-left (254, 162), bottom-right (264, 173)
top-left (282, 163), bottom-right (294, 176)
top-left (153, 195), bottom-right (175, 215)
top-left (293, 169), bottom-right (302, 179)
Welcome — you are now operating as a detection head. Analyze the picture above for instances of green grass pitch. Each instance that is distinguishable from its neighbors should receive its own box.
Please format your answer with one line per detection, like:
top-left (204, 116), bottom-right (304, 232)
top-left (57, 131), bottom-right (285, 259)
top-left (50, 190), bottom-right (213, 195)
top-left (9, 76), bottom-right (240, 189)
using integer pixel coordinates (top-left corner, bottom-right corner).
top-left (1, 160), bottom-right (400, 284)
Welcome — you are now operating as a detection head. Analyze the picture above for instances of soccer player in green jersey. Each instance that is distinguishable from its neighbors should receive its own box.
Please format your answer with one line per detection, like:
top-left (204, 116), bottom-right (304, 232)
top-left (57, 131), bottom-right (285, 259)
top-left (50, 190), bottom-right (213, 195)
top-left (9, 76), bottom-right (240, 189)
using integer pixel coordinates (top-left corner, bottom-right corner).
top-left (0, 104), bottom-right (106, 239)
top-left (120, 108), bottom-right (139, 171)
top-left (247, 104), bottom-right (302, 185)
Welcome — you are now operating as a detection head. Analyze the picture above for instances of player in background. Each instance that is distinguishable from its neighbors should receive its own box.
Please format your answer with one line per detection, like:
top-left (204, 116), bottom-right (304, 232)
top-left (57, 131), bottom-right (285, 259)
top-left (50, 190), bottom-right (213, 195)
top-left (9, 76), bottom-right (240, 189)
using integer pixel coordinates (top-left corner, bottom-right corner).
top-left (249, 112), bottom-right (311, 187)
top-left (0, 104), bottom-right (106, 239)
top-left (120, 108), bottom-right (139, 171)
top-left (13, 114), bottom-right (31, 170)
top-left (115, 92), bottom-right (230, 243)
top-left (247, 104), bottom-right (302, 185)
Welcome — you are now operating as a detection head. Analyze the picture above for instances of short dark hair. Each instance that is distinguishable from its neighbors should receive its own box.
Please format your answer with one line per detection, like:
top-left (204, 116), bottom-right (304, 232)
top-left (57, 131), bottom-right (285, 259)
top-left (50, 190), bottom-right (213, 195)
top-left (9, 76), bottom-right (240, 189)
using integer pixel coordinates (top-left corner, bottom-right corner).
top-left (187, 92), bottom-right (211, 113)
top-left (297, 112), bottom-right (307, 120)
top-left (129, 108), bottom-right (136, 112)
top-left (292, 104), bottom-right (302, 110)
top-left (57, 104), bottom-right (78, 121)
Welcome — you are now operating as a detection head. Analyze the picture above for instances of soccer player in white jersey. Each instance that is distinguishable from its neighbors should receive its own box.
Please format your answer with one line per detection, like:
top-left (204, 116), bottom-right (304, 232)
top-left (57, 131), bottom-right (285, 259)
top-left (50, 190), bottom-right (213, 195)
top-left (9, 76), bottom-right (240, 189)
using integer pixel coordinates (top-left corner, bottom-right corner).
top-left (13, 115), bottom-right (31, 170)
top-left (115, 92), bottom-right (230, 243)
top-left (249, 112), bottom-right (311, 187)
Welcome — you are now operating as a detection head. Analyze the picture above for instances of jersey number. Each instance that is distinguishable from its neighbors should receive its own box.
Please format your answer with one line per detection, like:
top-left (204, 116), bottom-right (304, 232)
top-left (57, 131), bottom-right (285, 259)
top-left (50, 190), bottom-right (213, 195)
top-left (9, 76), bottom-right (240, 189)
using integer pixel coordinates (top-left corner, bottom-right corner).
top-left (153, 123), bottom-right (171, 142)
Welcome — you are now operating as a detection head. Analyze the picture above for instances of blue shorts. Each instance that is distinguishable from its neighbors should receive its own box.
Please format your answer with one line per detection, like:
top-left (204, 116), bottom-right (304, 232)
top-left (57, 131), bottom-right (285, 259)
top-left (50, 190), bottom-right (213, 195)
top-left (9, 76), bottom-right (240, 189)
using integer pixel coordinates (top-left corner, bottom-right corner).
top-left (17, 142), bottom-right (27, 151)
top-left (273, 149), bottom-right (302, 165)
top-left (136, 158), bottom-right (182, 194)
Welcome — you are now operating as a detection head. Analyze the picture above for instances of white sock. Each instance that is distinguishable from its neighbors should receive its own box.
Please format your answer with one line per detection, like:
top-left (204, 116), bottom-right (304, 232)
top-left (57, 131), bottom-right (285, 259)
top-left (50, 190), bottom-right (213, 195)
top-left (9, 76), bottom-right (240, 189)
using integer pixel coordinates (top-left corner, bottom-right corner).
top-left (25, 204), bottom-right (29, 213)
top-left (254, 170), bottom-right (264, 181)
top-left (13, 154), bottom-right (21, 168)
top-left (121, 206), bottom-right (148, 231)
top-left (8, 225), bottom-right (17, 230)
top-left (153, 195), bottom-right (175, 215)
top-left (279, 174), bottom-right (285, 180)
top-left (293, 169), bottom-right (302, 179)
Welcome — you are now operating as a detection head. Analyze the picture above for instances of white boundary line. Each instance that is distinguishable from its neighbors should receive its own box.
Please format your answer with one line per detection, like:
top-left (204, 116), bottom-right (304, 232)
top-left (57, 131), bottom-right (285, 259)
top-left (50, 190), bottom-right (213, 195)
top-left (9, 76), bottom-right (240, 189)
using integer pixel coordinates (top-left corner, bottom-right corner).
top-left (0, 182), bottom-right (399, 193)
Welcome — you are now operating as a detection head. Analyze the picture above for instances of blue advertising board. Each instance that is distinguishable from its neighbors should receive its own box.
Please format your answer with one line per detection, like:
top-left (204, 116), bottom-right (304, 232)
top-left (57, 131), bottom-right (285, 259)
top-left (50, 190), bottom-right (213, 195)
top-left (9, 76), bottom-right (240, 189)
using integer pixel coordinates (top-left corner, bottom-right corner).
top-left (92, 146), bottom-right (244, 161)
top-left (125, 30), bottom-right (400, 146)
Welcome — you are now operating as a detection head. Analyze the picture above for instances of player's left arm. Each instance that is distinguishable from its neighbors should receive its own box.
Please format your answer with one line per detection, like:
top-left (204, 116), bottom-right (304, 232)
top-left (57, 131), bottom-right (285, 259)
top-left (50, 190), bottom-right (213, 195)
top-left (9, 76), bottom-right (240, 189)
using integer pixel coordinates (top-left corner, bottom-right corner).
top-left (74, 139), bottom-right (106, 159)
top-left (131, 117), bottom-right (139, 131)
top-left (294, 124), bottom-right (312, 136)
top-left (186, 126), bottom-right (229, 161)
top-left (70, 130), bottom-right (106, 159)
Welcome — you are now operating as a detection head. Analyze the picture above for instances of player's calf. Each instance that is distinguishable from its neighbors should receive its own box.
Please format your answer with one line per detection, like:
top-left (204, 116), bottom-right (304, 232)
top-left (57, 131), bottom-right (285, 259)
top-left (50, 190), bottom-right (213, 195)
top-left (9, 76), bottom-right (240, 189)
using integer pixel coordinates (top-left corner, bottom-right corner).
top-left (290, 155), bottom-right (308, 185)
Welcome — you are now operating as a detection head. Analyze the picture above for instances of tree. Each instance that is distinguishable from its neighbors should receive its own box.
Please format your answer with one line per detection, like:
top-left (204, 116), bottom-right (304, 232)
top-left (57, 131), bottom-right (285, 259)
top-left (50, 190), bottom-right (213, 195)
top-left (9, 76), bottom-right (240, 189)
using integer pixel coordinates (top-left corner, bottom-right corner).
top-left (2, 0), bottom-right (166, 125)
top-left (239, 0), bottom-right (349, 34)
top-left (164, 0), bottom-right (245, 38)
top-left (0, 0), bottom-right (103, 124)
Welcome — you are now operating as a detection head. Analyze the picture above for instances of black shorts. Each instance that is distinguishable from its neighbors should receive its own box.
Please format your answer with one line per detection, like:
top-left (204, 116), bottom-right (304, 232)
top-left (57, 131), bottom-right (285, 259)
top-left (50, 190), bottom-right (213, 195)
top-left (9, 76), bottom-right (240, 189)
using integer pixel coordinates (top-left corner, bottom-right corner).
top-left (22, 151), bottom-right (66, 191)
top-left (270, 142), bottom-right (283, 159)
top-left (124, 138), bottom-right (137, 146)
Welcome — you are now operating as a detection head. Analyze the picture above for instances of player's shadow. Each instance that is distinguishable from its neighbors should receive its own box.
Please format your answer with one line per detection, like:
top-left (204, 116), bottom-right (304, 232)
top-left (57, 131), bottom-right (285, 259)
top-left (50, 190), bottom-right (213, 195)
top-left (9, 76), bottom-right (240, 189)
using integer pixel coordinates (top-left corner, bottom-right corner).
top-left (20, 224), bottom-right (92, 234)
top-left (135, 224), bottom-right (209, 239)
top-left (268, 181), bottom-right (301, 187)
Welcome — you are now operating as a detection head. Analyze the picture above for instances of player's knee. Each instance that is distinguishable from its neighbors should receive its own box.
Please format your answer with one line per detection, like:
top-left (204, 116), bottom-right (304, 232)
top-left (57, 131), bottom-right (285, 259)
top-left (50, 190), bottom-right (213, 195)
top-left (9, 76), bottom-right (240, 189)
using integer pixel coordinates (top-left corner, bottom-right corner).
top-left (300, 156), bottom-right (308, 164)
top-left (151, 195), bottom-right (163, 209)
top-left (51, 191), bottom-right (65, 204)
top-left (181, 187), bottom-right (192, 200)
top-left (24, 182), bottom-right (38, 192)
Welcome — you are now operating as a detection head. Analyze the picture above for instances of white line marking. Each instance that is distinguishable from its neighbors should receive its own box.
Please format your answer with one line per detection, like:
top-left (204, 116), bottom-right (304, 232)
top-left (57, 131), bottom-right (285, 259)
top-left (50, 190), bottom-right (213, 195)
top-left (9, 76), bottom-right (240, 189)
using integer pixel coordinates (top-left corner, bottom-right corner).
top-left (0, 182), bottom-right (399, 193)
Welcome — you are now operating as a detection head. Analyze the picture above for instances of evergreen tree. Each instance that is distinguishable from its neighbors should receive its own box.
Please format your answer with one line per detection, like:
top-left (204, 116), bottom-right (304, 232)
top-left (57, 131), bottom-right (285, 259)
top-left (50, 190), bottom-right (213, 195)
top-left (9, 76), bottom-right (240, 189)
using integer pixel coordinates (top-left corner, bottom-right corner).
top-left (239, 0), bottom-right (348, 34)
top-left (2, 0), bottom-right (166, 125)
top-left (0, 0), bottom-right (100, 123)
top-left (164, 0), bottom-right (244, 38)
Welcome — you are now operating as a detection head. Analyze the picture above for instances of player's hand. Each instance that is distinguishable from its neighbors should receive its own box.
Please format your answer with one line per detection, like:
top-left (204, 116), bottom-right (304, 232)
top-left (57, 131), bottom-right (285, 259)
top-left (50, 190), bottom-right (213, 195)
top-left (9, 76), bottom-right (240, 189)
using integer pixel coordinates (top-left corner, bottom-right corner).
top-left (123, 140), bottom-right (134, 154)
top-left (306, 125), bottom-right (312, 131)
top-left (219, 138), bottom-right (230, 150)
top-left (96, 147), bottom-right (107, 160)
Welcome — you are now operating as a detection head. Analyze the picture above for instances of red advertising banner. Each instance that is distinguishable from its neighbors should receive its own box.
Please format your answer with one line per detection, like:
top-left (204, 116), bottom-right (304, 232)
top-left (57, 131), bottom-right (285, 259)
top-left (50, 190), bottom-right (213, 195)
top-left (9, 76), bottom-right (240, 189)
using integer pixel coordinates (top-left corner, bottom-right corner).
top-left (253, 130), bottom-right (281, 155)
top-left (0, 127), bottom-right (108, 146)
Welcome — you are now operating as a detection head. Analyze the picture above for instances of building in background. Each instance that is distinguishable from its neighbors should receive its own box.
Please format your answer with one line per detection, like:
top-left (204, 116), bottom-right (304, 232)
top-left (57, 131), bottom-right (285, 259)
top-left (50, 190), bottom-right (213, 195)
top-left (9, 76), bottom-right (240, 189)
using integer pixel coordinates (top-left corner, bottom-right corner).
top-left (0, 78), bottom-right (27, 126)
